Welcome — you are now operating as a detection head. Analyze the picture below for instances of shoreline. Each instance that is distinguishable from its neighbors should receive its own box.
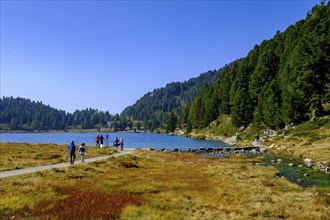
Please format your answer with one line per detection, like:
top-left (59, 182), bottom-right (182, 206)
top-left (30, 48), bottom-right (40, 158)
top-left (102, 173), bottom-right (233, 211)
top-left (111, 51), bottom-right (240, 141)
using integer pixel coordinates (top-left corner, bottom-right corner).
top-left (0, 129), bottom-right (163, 134)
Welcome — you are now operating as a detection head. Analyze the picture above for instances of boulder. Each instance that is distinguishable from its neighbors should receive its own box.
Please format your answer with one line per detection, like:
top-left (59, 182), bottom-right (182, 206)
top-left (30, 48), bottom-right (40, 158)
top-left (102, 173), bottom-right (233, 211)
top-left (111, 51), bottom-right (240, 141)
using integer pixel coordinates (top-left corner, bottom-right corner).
top-left (268, 129), bottom-right (277, 136)
top-left (317, 161), bottom-right (330, 173)
top-left (268, 144), bottom-right (275, 148)
top-left (259, 147), bottom-right (268, 153)
top-left (304, 158), bottom-right (313, 167)
top-left (224, 135), bottom-right (242, 145)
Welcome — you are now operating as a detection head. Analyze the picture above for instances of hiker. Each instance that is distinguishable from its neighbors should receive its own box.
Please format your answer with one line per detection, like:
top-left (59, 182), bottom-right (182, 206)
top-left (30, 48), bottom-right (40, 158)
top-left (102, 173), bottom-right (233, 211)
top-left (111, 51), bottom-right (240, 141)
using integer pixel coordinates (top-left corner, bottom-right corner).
top-left (119, 137), bottom-right (124, 151)
top-left (78, 142), bottom-right (87, 163)
top-left (113, 137), bottom-right (120, 148)
top-left (95, 135), bottom-right (100, 147)
top-left (255, 133), bottom-right (260, 145)
top-left (100, 134), bottom-right (104, 147)
top-left (68, 141), bottom-right (76, 165)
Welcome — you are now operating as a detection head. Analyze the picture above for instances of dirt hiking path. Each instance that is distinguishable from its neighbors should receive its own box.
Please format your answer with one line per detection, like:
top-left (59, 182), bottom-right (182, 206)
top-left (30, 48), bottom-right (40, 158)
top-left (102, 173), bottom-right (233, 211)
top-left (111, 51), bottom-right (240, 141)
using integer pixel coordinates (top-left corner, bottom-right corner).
top-left (0, 148), bottom-right (136, 178)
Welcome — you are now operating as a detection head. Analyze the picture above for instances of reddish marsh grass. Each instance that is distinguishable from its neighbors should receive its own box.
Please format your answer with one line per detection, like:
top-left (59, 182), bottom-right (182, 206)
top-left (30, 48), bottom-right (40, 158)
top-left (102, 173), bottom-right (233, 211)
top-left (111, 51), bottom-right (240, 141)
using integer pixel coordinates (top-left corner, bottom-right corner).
top-left (13, 186), bottom-right (140, 219)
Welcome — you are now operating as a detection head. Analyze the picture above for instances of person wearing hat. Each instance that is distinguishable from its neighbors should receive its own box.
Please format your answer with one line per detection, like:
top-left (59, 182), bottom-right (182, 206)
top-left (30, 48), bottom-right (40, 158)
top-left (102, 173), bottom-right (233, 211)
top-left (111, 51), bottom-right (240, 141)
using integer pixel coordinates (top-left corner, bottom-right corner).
top-left (68, 140), bottom-right (76, 165)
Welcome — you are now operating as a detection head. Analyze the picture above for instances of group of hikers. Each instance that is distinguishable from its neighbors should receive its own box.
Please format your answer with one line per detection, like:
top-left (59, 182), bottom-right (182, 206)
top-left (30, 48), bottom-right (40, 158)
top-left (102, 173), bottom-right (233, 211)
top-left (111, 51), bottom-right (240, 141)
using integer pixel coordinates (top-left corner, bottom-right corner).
top-left (67, 134), bottom-right (124, 165)
top-left (95, 134), bottom-right (124, 150)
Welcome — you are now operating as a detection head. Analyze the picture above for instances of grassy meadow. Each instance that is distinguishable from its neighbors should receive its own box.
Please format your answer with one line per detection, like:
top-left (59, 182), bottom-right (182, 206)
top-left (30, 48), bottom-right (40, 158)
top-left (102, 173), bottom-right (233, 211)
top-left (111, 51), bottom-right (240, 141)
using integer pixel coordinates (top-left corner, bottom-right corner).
top-left (0, 144), bottom-right (329, 219)
top-left (267, 119), bottom-right (330, 165)
top-left (0, 142), bottom-right (117, 171)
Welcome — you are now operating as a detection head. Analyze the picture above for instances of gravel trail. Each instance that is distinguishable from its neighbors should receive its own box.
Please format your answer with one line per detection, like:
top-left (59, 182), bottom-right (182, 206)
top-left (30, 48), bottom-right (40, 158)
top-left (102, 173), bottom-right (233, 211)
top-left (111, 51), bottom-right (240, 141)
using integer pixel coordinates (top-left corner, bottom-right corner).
top-left (0, 148), bottom-right (136, 178)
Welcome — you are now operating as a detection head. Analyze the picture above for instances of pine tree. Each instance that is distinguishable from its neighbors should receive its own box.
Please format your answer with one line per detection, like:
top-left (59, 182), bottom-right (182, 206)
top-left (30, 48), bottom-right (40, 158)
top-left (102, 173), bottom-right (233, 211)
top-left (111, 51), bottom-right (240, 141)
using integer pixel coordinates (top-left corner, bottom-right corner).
top-left (231, 88), bottom-right (253, 127)
top-left (165, 112), bottom-right (178, 133)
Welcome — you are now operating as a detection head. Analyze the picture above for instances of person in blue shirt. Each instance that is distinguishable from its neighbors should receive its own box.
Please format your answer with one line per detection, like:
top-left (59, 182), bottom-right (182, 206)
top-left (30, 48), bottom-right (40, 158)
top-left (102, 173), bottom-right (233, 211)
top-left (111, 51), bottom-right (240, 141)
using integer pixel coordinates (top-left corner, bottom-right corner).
top-left (113, 137), bottom-right (120, 148)
top-left (68, 141), bottom-right (76, 165)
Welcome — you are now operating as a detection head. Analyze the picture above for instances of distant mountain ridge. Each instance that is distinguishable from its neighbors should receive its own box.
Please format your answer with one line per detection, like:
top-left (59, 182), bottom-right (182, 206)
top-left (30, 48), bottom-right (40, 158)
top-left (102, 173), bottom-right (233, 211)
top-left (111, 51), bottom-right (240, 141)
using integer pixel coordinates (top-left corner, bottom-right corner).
top-left (120, 68), bottom-right (226, 131)
top-left (0, 68), bottom-right (226, 131)
top-left (0, 96), bottom-right (112, 131)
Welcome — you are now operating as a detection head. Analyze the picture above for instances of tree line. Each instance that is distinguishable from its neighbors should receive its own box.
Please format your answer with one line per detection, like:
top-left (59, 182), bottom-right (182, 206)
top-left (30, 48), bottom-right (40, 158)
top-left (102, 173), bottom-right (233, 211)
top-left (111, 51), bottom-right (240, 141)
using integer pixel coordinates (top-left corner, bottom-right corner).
top-left (120, 69), bottom-right (221, 131)
top-left (179, 2), bottom-right (330, 133)
top-left (0, 96), bottom-right (117, 131)
top-left (1, 68), bottom-right (220, 132)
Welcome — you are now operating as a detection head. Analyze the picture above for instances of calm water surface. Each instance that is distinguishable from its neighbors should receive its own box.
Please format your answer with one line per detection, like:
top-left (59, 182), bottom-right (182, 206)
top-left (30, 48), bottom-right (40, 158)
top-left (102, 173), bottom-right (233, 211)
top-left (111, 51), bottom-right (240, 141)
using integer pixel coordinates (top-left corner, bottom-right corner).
top-left (0, 132), bottom-right (228, 150)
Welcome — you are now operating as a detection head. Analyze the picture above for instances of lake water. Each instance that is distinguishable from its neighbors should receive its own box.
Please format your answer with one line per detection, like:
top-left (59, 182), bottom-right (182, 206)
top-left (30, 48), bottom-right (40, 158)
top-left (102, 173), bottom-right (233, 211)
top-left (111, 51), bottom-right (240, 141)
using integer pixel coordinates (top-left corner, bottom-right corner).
top-left (0, 132), bottom-right (229, 150)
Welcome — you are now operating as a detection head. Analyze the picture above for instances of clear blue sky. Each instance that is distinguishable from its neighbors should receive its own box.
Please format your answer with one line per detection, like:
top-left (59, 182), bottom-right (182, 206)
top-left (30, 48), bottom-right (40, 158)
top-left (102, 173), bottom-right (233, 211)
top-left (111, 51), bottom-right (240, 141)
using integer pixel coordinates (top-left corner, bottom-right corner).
top-left (1, 0), bottom-right (319, 114)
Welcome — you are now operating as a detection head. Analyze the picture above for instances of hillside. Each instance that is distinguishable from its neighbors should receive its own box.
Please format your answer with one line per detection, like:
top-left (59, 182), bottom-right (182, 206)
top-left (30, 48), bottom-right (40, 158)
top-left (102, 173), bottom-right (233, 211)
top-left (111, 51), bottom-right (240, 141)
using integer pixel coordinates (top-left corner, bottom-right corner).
top-left (0, 96), bottom-right (113, 131)
top-left (179, 2), bottom-right (330, 167)
top-left (181, 2), bottom-right (330, 133)
top-left (120, 69), bottom-right (223, 131)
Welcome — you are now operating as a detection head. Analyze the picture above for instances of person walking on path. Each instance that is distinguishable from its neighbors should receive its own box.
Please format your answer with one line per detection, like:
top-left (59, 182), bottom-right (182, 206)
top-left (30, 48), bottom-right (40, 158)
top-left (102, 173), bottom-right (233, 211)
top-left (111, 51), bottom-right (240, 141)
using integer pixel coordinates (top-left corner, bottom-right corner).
top-left (113, 137), bottom-right (120, 149)
top-left (1, 148), bottom-right (136, 178)
top-left (100, 134), bottom-right (104, 148)
top-left (119, 137), bottom-right (124, 151)
top-left (78, 142), bottom-right (87, 163)
top-left (68, 141), bottom-right (76, 165)
top-left (95, 135), bottom-right (100, 147)
top-left (255, 133), bottom-right (260, 145)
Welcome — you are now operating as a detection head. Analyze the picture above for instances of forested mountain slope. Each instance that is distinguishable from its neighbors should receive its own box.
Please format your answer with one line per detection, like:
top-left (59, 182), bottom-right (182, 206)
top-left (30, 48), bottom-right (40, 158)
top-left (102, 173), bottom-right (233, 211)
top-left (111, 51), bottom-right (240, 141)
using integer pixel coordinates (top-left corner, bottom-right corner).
top-left (181, 2), bottom-right (330, 133)
top-left (120, 69), bottom-right (226, 131)
top-left (0, 97), bottom-right (113, 131)
top-left (0, 67), bottom-right (223, 132)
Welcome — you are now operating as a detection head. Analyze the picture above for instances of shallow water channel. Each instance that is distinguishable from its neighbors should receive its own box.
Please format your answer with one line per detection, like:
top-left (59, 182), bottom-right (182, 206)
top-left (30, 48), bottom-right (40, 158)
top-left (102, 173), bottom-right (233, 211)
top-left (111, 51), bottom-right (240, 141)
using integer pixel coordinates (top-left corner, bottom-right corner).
top-left (262, 154), bottom-right (330, 188)
top-left (192, 150), bottom-right (330, 188)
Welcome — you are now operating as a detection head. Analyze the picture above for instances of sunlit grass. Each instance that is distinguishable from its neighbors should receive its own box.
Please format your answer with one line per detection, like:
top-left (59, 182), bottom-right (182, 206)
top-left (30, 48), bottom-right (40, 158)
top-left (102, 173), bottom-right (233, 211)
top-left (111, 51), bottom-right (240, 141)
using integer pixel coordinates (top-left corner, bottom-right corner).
top-left (0, 142), bottom-right (117, 171)
top-left (189, 116), bottom-right (330, 166)
top-left (0, 150), bottom-right (329, 219)
top-left (268, 125), bottom-right (330, 164)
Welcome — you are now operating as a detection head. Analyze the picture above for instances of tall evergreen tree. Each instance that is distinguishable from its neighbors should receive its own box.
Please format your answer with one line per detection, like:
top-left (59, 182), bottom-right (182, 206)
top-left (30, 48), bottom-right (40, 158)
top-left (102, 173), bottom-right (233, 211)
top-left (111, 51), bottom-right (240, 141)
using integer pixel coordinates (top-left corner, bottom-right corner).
top-left (231, 88), bottom-right (254, 127)
top-left (165, 112), bottom-right (178, 133)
